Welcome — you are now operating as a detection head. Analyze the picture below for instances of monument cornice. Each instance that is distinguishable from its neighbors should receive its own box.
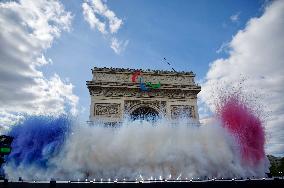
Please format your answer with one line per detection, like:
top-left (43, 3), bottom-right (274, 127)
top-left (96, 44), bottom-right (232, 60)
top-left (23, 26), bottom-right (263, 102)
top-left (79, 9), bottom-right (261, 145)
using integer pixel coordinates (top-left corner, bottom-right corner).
top-left (92, 67), bottom-right (196, 76)
top-left (88, 70), bottom-right (200, 86)
top-left (86, 81), bottom-right (201, 91)
top-left (87, 85), bottom-right (200, 99)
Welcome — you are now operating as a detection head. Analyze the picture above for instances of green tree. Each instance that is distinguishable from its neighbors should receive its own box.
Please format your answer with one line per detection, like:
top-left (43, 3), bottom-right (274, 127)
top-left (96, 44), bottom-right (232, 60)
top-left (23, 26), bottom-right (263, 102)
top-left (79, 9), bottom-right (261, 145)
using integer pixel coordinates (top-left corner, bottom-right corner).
top-left (279, 157), bottom-right (284, 172)
top-left (269, 162), bottom-right (278, 176)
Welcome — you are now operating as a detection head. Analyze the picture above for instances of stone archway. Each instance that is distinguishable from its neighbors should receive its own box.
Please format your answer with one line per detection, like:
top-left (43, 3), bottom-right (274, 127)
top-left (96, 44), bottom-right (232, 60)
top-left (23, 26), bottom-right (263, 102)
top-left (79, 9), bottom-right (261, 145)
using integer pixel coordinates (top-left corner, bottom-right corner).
top-left (87, 67), bottom-right (201, 124)
top-left (130, 106), bottom-right (159, 121)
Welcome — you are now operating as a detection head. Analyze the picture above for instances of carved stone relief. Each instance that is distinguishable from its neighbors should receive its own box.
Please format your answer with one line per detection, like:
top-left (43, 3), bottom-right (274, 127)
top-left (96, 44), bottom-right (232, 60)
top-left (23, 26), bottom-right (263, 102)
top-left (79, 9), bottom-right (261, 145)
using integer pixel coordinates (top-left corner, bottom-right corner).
top-left (170, 105), bottom-right (195, 119)
top-left (89, 86), bottom-right (197, 99)
top-left (94, 103), bottom-right (121, 118)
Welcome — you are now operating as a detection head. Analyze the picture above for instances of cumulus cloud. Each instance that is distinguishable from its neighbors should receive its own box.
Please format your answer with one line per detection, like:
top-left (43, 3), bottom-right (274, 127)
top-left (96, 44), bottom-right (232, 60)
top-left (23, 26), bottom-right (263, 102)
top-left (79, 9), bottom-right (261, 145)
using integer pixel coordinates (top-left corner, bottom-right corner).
top-left (82, 0), bottom-right (127, 54)
top-left (82, 1), bottom-right (107, 34)
top-left (0, 0), bottom-right (78, 130)
top-left (82, 0), bottom-right (122, 34)
top-left (200, 1), bottom-right (284, 156)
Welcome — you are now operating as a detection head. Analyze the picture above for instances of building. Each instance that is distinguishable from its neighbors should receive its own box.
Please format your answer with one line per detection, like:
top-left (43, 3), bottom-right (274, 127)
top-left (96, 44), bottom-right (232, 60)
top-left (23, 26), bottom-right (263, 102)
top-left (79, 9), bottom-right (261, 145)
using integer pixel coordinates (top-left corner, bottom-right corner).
top-left (86, 67), bottom-right (201, 124)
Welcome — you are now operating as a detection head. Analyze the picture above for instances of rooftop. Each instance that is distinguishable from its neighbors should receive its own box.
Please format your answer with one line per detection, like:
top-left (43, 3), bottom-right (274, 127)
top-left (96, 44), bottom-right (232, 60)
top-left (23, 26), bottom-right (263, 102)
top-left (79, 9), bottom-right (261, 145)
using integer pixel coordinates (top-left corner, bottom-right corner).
top-left (92, 67), bottom-right (196, 76)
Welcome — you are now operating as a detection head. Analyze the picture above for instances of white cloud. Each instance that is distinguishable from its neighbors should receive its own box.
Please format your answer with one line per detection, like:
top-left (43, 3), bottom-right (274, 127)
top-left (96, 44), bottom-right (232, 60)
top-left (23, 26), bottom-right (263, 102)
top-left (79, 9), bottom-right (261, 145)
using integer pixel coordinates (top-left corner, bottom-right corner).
top-left (82, 0), bottom-right (127, 54)
top-left (110, 37), bottom-right (129, 55)
top-left (200, 1), bottom-right (284, 156)
top-left (82, 0), bottom-right (122, 34)
top-left (0, 0), bottom-right (78, 130)
top-left (82, 1), bottom-right (107, 34)
top-left (230, 12), bottom-right (241, 23)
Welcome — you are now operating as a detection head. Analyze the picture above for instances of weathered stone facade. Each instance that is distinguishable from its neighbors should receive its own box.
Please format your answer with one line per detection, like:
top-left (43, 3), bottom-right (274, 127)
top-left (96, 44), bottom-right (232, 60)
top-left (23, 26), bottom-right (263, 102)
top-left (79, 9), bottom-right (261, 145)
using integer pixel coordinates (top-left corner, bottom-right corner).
top-left (87, 67), bottom-right (201, 123)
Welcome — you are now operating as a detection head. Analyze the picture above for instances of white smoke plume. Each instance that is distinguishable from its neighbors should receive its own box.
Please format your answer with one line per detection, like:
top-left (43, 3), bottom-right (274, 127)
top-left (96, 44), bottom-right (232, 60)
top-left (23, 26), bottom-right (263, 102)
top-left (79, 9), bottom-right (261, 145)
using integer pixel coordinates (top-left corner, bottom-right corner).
top-left (4, 119), bottom-right (269, 181)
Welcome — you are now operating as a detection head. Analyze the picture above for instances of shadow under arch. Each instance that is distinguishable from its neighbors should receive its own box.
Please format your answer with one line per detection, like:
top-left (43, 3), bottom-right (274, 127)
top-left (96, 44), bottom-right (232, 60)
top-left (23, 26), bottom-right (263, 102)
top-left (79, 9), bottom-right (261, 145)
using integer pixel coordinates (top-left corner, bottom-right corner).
top-left (130, 106), bottom-right (159, 122)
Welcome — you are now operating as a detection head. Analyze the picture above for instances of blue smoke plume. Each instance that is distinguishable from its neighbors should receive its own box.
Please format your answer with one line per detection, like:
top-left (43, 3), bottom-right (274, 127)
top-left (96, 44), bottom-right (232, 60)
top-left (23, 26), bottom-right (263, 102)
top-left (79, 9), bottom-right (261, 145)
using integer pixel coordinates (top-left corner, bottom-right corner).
top-left (6, 115), bottom-right (71, 169)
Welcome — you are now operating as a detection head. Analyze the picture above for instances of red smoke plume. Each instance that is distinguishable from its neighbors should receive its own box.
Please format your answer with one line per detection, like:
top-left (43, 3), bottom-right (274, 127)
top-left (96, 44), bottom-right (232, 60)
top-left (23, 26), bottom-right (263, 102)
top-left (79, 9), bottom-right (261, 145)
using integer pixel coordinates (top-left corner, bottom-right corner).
top-left (218, 96), bottom-right (265, 166)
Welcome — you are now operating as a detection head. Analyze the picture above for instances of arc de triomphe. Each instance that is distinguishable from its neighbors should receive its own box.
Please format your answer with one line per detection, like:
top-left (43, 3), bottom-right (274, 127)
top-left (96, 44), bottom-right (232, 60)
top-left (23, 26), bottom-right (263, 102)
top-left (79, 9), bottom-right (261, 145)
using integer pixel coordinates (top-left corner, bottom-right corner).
top-left (87, 67), bottom-right (201, 124)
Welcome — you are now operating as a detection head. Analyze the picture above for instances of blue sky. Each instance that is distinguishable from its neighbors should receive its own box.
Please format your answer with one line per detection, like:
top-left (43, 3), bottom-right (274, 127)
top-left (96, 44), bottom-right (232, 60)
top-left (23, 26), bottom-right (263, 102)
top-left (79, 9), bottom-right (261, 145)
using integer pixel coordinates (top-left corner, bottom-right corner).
top-left (43, 0), bottom-right (264, 121)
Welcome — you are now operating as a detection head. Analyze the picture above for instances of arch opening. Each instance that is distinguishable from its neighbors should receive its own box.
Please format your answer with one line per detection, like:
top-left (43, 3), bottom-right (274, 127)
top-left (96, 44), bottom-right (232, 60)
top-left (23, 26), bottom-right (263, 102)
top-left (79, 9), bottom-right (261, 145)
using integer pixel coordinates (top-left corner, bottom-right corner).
top-left (130, 106), bottom-right (159, 122)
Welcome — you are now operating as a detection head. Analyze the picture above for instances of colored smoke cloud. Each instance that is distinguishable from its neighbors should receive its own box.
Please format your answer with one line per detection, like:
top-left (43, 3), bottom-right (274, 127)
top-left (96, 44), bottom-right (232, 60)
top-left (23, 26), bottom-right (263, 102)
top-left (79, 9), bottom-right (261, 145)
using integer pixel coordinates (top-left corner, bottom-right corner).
top-left (4, 116), bottom-right (71, 178)
top-left (218, 95), bottom-right (265, 166)
top-left (3, 96), bottom-right (269, 181)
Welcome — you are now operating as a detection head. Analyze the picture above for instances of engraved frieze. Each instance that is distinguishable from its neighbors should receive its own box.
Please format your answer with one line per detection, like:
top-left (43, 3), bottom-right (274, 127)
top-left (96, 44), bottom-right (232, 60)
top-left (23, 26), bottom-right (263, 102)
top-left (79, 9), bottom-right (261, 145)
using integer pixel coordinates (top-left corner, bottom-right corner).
top-left (89, 86), bottom-right (196, 99)
top-left (170, 105), bottom-right (195, 119)
top-left (94, 103), bottom-right (121, 118)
